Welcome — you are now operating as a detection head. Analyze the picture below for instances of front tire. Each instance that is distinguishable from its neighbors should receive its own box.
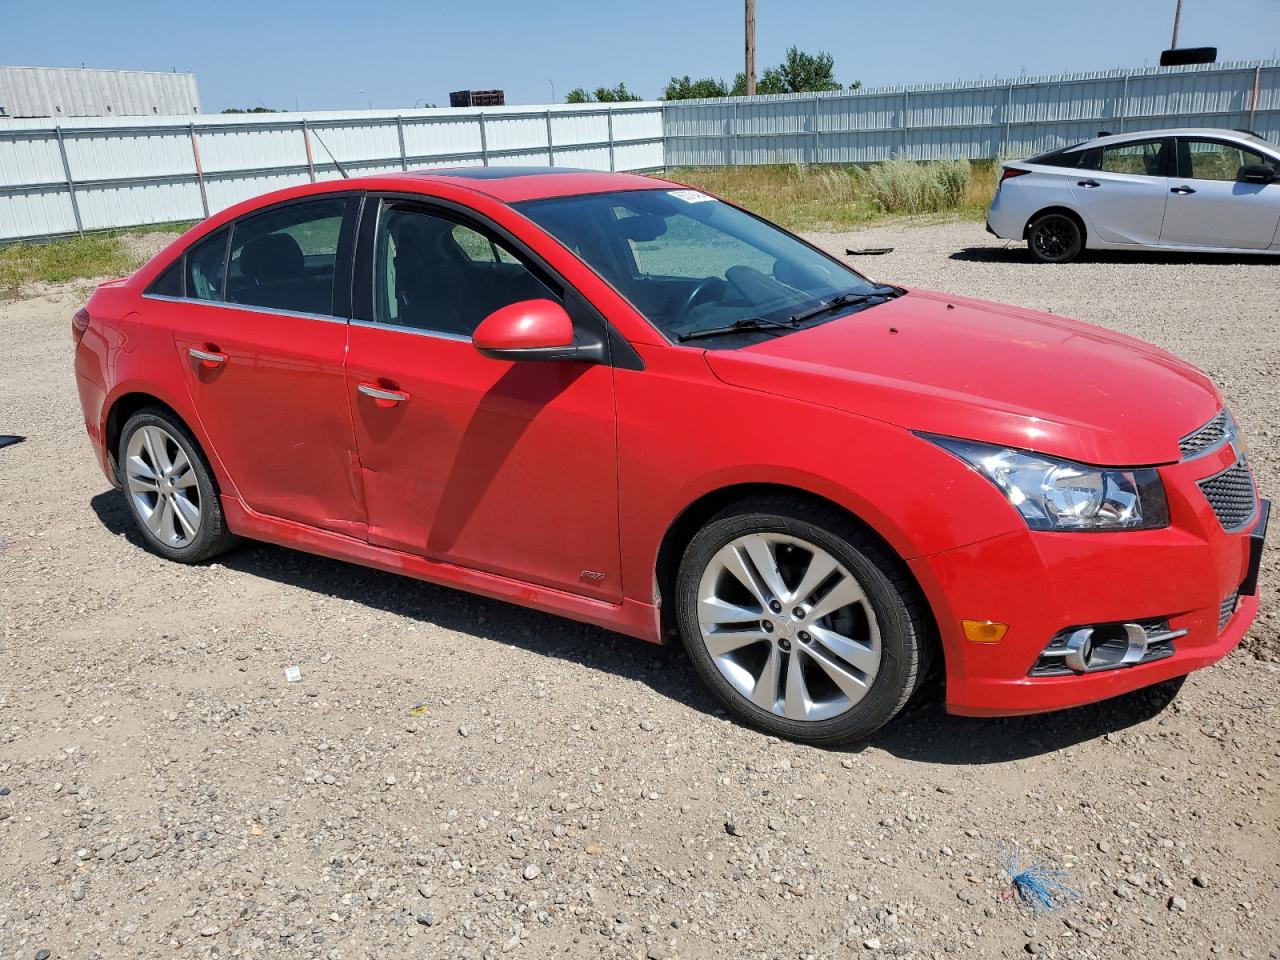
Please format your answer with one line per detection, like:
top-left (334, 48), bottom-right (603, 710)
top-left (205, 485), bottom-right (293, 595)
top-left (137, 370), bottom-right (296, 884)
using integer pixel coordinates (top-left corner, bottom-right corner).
top-left (117, 408), bottom-right (238, 564)
top-left (675, 496), bottom-right (927, 746)
top-left (1026, 212), bottom-right (1084, 263)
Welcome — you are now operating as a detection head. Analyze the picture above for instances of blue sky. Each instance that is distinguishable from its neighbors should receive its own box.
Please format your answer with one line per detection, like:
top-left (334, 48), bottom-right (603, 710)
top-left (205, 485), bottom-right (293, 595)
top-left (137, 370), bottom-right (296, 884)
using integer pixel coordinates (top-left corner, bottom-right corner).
top-left (4, 0), bottom-right (1279, 111)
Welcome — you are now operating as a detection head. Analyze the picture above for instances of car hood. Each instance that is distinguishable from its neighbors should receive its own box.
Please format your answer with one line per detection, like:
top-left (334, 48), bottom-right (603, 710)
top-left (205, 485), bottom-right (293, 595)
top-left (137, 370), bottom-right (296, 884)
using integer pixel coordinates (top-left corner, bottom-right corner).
top-left (704, 290), bottom-right (1220, 466)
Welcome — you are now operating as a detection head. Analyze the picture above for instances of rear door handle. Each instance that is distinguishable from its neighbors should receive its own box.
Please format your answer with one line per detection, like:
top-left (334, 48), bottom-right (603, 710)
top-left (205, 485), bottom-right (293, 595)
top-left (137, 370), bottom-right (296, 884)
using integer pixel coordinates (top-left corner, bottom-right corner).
top-left (1077, 179), bottom-right (1100, 188)
top-left (357, 383), bottom-right (410, 404)
top-left (1170, 185), bottom-right (1196, 195)
top-left (188, 346), bottom-right (227, 367)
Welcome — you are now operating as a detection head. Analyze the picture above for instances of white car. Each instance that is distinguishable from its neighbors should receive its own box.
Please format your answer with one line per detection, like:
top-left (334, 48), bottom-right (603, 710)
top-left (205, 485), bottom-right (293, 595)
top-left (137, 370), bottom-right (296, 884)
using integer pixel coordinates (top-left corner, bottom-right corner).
top-left (987, 128), bottom-right (1280, 262)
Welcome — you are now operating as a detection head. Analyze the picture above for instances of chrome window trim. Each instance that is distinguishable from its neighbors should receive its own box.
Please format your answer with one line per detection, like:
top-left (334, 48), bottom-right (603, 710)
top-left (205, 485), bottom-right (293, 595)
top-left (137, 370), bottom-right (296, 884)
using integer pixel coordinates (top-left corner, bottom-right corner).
top-left (141, 293), bottom-right (350, 326)
top-left (348, 317), bottom-right (472, 343)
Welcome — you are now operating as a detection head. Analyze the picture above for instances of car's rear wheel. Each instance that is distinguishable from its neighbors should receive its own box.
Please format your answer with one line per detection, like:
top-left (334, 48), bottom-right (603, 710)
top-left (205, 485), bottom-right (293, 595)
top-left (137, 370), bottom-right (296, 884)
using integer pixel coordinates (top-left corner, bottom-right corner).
top-left (118, 408), bottom-right (238, 563)
top-left (1026, 212), bottom-right (1084, 263)
top-left (675, 496), bottom-right (927, 746)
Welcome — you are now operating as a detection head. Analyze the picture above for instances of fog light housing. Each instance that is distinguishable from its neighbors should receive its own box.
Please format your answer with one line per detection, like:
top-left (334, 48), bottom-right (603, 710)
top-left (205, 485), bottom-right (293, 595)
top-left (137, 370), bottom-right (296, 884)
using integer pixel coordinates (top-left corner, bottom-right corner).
top-left (1029, 619), bottom-right (1184, 676)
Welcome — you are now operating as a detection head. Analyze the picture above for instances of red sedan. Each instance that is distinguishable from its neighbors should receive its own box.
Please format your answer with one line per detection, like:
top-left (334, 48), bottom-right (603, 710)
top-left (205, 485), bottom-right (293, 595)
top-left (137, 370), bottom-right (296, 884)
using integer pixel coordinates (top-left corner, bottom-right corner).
top-left (72, 167), bottom-right (1267, 745)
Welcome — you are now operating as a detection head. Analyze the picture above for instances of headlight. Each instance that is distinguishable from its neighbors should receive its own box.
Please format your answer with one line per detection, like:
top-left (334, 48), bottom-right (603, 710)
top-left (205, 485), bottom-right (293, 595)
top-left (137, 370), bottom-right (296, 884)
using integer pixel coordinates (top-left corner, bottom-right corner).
top-left (926, 436), bottom-right (1169, 532)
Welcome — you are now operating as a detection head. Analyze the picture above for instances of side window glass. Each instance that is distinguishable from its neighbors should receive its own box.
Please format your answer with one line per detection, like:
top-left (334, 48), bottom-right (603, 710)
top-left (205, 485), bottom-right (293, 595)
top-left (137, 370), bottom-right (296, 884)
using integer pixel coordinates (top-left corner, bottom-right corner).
top-left (450, 223), bottom-right (521, 264)
top-left (1185, 141), bottom-right (1268, 182)
top-left (186, 228), bottom-right (229, 302)
top-left (226, 198), bottom-right (350, 316)
top-left (375, 206), bottom-right (558, 338)
top-left (1100, 140), bottom-right (1165, 176)
top-left (149, 258), bottom-right (184, 297)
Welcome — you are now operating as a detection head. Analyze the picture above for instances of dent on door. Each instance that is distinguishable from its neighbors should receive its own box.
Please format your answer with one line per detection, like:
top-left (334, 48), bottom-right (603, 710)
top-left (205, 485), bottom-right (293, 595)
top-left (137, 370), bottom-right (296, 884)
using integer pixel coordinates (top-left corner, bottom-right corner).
top-left (346, 327), bottom-right (623, 603)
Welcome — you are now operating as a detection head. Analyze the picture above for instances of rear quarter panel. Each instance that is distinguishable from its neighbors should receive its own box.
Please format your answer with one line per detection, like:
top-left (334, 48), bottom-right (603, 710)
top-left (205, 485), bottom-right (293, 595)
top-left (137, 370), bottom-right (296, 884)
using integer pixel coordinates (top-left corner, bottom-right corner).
top-left (80, 282), bottom-right (240, 500)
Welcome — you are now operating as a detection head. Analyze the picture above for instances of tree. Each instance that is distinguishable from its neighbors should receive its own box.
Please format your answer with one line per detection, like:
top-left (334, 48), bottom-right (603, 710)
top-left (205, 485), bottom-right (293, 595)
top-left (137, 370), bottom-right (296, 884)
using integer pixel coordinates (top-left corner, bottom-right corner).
top-left (663, 75), bottom-right (730, 100)
top-left (729, 47), bottom-right (859, 96)
top-left (220, 106), bottom-right (279, 113)
top-left (776, 46), bottom-right (842, 93)
top-left (565, 83), bottom-right (642, 103)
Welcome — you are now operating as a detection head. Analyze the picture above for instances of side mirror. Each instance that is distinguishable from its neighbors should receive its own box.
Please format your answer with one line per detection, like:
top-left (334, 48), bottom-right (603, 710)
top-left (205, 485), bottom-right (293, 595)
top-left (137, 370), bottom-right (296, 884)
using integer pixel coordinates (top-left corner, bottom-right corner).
top-left (1238, 164), bottom-right (1276, 184)
top-left (473, 299), bottom-right (581, 362)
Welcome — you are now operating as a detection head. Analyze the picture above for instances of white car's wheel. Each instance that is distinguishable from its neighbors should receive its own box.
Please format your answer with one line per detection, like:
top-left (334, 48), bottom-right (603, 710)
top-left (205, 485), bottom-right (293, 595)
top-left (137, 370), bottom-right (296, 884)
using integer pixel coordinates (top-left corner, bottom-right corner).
top-left (1027, 212), bottom-right (1084, 263)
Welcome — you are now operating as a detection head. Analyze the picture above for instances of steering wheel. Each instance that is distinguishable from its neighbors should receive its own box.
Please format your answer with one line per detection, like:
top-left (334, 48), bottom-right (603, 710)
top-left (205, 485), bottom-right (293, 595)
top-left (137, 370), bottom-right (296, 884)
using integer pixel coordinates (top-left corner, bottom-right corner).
top-left (677, 276), bottom-right (725, 319)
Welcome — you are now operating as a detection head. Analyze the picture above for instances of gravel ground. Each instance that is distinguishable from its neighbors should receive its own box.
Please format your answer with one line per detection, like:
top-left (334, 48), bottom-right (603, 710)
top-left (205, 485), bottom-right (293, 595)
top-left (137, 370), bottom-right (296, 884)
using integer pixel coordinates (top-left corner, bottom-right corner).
top-left (1, 220), bottom-right (1277, 960)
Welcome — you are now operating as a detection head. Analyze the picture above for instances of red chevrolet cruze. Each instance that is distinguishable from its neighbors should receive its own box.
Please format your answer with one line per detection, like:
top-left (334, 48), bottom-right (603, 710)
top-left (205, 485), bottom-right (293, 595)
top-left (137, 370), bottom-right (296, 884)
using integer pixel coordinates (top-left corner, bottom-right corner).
top-left (73, 167), bottom-right (1267, 745)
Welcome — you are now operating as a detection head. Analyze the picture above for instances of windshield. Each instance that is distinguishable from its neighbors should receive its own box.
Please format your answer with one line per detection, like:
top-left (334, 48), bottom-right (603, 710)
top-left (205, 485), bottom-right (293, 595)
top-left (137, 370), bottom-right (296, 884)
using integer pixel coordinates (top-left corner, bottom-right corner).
top-left (515, 188), bottom-right (882, 345)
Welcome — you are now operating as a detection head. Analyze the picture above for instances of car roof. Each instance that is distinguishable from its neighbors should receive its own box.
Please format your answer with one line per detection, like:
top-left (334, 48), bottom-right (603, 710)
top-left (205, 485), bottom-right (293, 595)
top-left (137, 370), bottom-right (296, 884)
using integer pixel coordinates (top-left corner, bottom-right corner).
top-left (1062, 127), bottom-right (1275, 152)
top-left (362, 166), bottom-right (678, 203)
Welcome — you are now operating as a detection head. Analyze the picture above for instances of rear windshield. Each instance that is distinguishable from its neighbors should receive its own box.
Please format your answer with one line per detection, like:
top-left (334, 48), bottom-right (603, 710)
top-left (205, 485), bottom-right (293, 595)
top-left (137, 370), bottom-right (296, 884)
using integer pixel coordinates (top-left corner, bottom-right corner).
top-left (1026, 144), bottom-right (1097, 168)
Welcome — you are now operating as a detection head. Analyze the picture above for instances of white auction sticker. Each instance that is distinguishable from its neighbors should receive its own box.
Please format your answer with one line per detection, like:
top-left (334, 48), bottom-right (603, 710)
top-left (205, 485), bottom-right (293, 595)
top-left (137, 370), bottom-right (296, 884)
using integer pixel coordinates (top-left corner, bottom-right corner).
top-left (668, 189), bottom-right (714, 203)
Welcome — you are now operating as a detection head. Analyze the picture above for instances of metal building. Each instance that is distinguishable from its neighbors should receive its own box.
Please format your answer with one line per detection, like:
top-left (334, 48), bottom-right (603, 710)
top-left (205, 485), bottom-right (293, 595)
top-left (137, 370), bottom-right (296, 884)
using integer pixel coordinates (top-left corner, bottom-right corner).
top-left (0, 66), bottom-right (200, 119)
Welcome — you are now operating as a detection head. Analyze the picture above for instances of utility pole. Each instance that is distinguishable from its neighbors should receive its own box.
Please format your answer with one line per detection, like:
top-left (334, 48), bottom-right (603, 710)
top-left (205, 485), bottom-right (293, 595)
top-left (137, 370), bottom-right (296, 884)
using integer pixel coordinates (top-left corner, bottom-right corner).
top-left (745, 0), bottom-right (756, 97)
top-left (1170, 0), bottom-right (1183, 48)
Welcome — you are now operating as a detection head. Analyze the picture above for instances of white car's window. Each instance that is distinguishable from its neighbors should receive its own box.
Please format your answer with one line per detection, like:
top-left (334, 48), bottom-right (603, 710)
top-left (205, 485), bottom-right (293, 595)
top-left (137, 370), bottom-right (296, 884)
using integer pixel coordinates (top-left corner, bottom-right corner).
top-left (1183, 140), bottom-right (1277, 182)
top-left (1099, 140), bottom-right (1166, 176)
top-left (374, 204), bottom-right (557, 338)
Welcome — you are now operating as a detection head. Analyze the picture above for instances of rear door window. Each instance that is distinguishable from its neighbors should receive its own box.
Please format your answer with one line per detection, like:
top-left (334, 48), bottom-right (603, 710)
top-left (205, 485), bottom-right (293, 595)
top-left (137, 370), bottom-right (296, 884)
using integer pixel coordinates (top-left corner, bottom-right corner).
top-left (225, 197), bottom-right (355, 317)
top-left (185, 228), bottom-right (229, 302)
top-left (1098, 139), bottom-right (1169, 176)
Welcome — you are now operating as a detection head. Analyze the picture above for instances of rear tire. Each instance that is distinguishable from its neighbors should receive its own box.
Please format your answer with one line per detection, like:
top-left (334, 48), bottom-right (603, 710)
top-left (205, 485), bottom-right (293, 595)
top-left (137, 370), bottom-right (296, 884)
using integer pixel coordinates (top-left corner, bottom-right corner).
top-left (1026, 212), bottom-right (1084, 263)
top-left (117, 408), bottom-right (238, 564)
top-left (675, 495), bottom-right (927, 746)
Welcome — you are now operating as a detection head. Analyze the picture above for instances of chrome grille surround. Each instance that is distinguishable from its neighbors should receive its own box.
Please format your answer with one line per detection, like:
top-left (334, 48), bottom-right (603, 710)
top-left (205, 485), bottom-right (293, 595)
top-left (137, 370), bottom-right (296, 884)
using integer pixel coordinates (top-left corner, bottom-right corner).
top-left (1179, 410), bottom-right (1231, 460)
top-left (1197, 460), bottom-right (1258, 533)
top-left (1218, 593), bottom-right (1238, 633)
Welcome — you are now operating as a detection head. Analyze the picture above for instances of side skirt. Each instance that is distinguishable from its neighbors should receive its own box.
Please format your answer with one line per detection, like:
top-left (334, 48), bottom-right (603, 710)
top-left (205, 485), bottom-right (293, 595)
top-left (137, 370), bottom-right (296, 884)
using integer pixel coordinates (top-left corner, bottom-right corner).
top-left (220, 497), bottom-right (663, 643)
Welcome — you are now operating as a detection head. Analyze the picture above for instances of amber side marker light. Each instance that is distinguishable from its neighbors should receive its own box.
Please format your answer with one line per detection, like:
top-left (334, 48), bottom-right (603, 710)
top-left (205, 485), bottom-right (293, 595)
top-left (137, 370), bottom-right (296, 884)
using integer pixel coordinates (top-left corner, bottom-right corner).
top-left (962, 620), bottom-right (1008, 644)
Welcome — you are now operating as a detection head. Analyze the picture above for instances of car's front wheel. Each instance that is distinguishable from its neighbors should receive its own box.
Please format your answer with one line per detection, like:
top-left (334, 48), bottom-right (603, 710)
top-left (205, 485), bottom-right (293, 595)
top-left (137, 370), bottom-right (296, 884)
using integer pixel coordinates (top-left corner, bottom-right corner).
top-left (675, 496), bottom-right (928, 746)
top-left (1026, 212), bottom-right (1084, 263)
top-left (118, 408), bottom-right (238, 563)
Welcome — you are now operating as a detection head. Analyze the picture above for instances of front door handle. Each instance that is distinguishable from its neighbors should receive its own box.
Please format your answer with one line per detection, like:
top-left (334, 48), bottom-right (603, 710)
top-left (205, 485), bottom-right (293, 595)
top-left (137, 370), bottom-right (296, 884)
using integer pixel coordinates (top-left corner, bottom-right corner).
top-left (188, 346), bottom-right (227, 367)
top-left (1170, 185), bottom-right (1197, 195)
top-left (1077, 179), bottom-right (1100, 188)
top-left (357, 383), bottom-right (410, 404)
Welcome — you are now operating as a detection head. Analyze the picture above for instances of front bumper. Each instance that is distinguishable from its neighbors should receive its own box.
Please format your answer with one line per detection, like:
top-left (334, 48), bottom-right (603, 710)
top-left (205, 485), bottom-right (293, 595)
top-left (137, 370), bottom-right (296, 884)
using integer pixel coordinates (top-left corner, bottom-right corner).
top-left (910, 441), bottom-right (1265, 717)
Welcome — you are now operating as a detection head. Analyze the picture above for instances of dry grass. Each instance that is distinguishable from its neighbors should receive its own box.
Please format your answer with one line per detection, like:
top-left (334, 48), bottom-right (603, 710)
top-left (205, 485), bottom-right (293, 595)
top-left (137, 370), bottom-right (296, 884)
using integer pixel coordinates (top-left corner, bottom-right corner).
top-left (0, 221), bottom-right (193, 297)
top-left (0, 234), bottom-right (137, 296)
top-left (666, 159), bottom-right (1002, 232)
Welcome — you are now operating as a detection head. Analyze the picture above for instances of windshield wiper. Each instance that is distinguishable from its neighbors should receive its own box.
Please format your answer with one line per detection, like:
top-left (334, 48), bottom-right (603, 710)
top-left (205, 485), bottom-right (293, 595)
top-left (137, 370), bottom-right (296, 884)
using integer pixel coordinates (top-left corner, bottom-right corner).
top-left (787, 286), bottom-right (904, 325)
top-left (678, 316), bottom-right (795, 342)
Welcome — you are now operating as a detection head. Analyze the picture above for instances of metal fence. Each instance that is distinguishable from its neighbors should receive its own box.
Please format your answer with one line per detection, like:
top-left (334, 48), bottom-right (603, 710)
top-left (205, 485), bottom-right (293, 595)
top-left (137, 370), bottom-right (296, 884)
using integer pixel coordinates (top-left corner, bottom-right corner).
top-left (5, 60), bottom-right (1280, 243)
top-left (0, 103), bottom-right (665, 242)
top-left (664, 60), bottom-right (1280, 167)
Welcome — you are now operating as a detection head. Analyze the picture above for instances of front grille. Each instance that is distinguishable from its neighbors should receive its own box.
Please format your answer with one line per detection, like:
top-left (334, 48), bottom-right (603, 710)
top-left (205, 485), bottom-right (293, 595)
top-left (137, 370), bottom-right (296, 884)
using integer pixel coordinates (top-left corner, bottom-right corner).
top-left (1218, 593), bottom-right (1238, 633)
top-left (1180, 411), bottom-right (1230, 459)
top-left (1197, 461), bottom-right (1258, 532)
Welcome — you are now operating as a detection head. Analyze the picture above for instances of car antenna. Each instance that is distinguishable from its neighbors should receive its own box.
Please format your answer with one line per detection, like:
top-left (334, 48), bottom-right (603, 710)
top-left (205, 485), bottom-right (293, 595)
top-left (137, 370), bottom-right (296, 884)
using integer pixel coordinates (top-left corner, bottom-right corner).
top-left (310, 129), bottom-right (350, 179)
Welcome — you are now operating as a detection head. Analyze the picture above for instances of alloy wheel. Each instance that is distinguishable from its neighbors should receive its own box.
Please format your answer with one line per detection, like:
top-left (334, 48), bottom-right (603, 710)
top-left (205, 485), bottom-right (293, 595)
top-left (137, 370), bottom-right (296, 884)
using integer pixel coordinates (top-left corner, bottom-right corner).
top-left (696, 532), bottom-right (881, 723)
top-left (1031, 216), bottom-right (1077, 260)
top-left (124, 424), bottom-right (203, 548)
